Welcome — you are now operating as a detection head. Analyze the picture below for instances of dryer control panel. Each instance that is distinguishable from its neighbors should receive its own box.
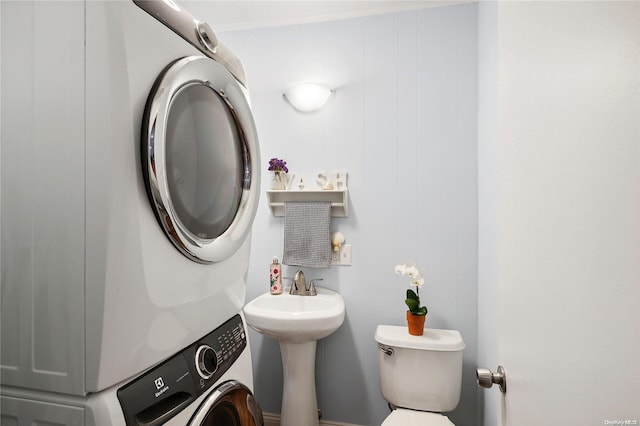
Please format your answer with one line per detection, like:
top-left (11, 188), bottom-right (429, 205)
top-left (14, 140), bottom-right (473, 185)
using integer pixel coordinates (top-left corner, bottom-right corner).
top-left (117, 314), bottom-right (247, 426)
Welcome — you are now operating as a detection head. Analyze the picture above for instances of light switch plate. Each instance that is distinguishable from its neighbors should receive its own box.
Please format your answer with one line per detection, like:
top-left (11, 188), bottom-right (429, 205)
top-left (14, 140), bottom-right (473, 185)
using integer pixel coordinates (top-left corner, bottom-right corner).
top-left (331, 244), bottom-right (352, 266)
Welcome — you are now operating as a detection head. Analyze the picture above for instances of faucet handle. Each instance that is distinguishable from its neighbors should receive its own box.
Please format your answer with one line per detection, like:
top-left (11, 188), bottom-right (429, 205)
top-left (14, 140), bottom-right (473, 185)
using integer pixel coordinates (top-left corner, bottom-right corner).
top-left (308, 279), bottom-right (323, 296)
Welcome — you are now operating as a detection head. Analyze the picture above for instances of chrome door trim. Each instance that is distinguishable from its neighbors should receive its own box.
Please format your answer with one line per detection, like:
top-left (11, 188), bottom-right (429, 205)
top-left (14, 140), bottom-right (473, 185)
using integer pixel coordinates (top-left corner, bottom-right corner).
top-left (142, 56), bottom-right (260, 264)
top-left (188, 380), bottom-right (263, 426)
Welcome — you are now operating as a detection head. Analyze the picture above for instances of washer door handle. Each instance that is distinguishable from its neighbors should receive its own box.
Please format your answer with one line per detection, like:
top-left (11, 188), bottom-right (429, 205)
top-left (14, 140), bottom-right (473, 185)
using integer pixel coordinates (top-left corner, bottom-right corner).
top-left (137, 394), bottom-right (192, 426)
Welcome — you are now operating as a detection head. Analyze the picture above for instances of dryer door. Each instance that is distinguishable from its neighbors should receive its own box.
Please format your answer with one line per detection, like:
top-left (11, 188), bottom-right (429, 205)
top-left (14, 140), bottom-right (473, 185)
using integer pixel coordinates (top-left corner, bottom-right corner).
top-left (188, 380), bottom-right (263, 426)
top-left (142, 56), bottom-right (260, 264)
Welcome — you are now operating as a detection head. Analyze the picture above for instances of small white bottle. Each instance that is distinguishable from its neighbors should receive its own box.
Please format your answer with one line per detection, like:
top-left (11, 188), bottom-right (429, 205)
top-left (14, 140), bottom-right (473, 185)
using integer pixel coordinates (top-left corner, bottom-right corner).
top-left (270, 257), bottom-right (282, 295)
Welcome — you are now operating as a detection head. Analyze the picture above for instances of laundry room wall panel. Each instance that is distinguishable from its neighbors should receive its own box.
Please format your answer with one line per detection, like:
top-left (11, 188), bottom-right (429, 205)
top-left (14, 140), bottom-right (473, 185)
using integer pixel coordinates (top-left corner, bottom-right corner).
top-left (281, 24), bottom-right (326, 83)
top-left (395, 12), bottom-right (419, 280)
top-left (238, 31), bottom-right (288, 160)
top-left (414, 6), bottom-right (462, 337)
top-left (322, 17), bottom-right (366, 247)
top-left (279, 24), bottom-right (325, 174)
top-left (415, 4), bottom-right (459, 284)
top-left (219, 3), bottom-right (478, 425)
top-left (361, 7), bottom-right (401, 375)
top-left (0, 0), bottom-right (86, 395)
top-left (311, 17), bottom-right (369, 422)
top-left (453, 4), bottom-right (480, 418)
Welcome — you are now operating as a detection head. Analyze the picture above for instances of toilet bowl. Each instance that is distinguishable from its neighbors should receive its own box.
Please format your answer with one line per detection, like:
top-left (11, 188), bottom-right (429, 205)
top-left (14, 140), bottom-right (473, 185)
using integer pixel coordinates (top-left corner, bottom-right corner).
top-left (375, 325), bottom-right (465, 426)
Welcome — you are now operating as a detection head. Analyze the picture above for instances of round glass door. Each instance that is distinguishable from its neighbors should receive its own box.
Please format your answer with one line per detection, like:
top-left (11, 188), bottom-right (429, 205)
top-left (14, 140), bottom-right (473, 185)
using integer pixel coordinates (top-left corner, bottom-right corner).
top-left (166, 83), bottom-right (243, 240)
top-left (189, 381), bottom-right (262, 426)
top-left (142, 56), bottom-right (260, 263)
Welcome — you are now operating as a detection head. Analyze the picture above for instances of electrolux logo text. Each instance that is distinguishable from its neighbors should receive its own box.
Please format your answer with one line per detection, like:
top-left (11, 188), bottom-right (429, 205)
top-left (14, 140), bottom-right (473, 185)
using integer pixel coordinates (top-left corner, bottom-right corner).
top-left (154, 376), bottom-right (169, 398)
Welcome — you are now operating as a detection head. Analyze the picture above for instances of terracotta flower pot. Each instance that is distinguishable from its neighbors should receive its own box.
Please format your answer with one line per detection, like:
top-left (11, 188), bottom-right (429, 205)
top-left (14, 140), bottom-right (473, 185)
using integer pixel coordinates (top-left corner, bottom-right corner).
top-left (406, 311), bottom-right (426, 336)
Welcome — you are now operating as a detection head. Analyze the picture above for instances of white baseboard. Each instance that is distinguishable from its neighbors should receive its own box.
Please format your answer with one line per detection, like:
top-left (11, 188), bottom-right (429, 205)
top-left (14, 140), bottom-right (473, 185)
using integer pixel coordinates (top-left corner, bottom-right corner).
top-left (262, 412), bottom-right (364, 426)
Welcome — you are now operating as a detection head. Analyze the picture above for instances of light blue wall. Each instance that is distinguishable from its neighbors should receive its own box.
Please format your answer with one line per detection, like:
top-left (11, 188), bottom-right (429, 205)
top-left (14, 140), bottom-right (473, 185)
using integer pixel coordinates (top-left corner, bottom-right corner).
top-left (220, 4), bottom-right (479, 425)
top-left (477, 2), bottom-right (499, 425)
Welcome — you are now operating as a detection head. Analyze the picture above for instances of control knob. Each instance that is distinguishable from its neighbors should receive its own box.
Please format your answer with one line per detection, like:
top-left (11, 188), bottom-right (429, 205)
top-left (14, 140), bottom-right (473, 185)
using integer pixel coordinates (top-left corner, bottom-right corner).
top-left (195, 345), bottom-right (219, 380)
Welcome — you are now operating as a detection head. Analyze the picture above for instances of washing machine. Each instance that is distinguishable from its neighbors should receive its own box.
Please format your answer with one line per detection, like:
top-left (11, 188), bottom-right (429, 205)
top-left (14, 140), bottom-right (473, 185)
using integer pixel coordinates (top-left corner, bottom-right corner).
top-left (1, 0), bottom-right (260, 408)
top-left (2, 314), bottom-right (262, 426)
top-left (112, 314), bottom-right (261, 426)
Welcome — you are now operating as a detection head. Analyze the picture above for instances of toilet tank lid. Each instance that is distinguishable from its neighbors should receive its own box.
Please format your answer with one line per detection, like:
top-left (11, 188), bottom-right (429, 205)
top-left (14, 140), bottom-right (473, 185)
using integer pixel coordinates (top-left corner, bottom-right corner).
top-left (375, 325), bottom-right (465, 351)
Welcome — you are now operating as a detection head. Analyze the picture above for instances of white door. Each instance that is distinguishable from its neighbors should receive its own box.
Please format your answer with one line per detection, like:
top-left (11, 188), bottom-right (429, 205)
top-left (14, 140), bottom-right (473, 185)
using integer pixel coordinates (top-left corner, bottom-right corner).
top-left (479, 2), bottom-right (640, 425)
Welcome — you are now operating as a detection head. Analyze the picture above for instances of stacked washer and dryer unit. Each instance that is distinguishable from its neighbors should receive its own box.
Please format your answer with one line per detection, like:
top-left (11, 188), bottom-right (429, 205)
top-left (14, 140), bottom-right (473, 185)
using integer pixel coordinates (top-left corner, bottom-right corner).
top-left (1, 1), bottom-right (262, 425)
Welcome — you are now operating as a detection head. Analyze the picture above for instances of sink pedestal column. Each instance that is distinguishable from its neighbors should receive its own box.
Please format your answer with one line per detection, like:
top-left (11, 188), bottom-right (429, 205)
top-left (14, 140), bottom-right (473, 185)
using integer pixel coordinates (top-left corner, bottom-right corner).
top-left (243, 287), bottom-right (345, 426)
top-left (279, 341), bottom-right (319, 426)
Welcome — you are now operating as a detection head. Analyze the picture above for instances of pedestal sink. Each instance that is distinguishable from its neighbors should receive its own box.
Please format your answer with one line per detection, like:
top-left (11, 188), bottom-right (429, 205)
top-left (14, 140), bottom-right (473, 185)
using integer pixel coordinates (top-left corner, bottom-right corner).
top-left (243, 287), bottom-right (345, 426)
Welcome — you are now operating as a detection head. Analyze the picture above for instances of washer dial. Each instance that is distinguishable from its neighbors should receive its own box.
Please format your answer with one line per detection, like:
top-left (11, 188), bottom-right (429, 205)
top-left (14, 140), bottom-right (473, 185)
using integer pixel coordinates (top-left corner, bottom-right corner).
top-left (195, 345), bottom-right (219, 380)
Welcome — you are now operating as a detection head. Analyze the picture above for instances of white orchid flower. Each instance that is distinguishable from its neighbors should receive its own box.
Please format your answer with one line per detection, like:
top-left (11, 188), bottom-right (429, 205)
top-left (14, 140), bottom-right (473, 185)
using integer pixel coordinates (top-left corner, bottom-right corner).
top-left (396, 262), bottom-right (425, 279)
top-left (396, 261), bottom-right (427, 317)
top-left (394, 264), bottom-right (406, 275)
top-left (405, 265), bottom-right (420, 278)
top-left (411, 277), bottom-right (425, 288)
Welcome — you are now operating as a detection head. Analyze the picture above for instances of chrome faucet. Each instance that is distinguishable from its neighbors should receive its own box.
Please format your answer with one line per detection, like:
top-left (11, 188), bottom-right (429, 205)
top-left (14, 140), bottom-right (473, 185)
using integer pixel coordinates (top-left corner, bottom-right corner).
top-left (289, 270), bottom-right (320, 296)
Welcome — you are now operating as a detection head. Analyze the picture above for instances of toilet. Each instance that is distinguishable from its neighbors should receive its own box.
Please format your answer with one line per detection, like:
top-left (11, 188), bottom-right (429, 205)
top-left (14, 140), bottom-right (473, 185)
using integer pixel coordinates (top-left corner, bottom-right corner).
top-left (375, 325), bottom-right (465, 425)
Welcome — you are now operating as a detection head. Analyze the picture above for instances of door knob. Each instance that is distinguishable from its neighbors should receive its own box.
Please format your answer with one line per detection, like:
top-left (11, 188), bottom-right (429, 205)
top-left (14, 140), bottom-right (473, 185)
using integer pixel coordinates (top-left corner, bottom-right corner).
top-left (476, 365), bottom-right (507, 393)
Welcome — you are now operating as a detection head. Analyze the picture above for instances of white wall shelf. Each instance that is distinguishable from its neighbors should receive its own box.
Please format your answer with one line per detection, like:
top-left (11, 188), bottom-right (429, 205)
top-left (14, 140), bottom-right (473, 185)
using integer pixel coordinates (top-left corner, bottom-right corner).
top-left (266, 189), bottom-right (348, 217)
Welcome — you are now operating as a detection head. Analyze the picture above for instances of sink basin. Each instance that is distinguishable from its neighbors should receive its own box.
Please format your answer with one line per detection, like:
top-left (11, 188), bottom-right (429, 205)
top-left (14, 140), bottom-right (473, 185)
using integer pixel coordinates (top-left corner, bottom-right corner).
top-left (243, 287), bottom-right (345, 426)
top-left (243, 286), bottom-right (345, 342)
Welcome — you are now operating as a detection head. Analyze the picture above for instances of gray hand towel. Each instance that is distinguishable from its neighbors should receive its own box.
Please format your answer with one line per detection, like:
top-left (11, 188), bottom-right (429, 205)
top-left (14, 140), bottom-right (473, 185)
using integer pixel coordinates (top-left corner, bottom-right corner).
top-left (282, 201), bottom-right (331, 268)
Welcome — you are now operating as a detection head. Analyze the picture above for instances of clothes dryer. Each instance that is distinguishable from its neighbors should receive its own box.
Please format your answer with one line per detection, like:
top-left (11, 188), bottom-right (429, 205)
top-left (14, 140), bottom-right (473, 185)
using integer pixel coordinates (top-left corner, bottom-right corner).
top-left (0, 0), bottom-right (260, 396)
top-left (86, 0), bottom-right (262, 393)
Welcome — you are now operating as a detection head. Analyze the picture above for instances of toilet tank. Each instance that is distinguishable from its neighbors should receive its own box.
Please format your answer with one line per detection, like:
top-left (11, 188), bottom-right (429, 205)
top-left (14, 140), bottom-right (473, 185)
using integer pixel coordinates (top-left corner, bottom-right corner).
top-left (375, 325), bottom-right (465, 412)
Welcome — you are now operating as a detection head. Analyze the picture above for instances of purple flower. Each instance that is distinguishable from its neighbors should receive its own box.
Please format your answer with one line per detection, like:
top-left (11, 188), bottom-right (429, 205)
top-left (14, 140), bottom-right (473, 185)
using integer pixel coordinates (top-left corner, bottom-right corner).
top-left (268, 158), bottom-right (288, 173)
